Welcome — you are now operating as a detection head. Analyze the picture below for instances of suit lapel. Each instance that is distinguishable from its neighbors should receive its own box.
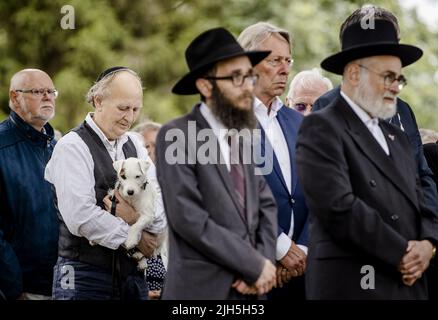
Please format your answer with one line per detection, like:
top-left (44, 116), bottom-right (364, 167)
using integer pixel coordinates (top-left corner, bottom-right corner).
top-left (277, 107), bottom-right (298, 195)
top-left (337, 97), bottom-right (418, 206)
top-left (379, 122), bottom-right (418, 208)
top-left (192, 105), bottom-right (249, 226)
top-left (257, 121), bottom-right (289, 194)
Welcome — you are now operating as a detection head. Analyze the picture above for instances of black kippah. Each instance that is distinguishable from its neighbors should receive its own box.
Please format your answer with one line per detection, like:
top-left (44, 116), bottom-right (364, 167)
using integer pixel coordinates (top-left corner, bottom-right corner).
top-left (96, 66), bottom-right (128, 82)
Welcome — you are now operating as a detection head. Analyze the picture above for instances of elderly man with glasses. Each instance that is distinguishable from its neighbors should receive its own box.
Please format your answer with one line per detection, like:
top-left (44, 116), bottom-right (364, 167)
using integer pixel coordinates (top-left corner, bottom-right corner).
top-left (0, 69), bottom-right (59, 300)
top-left (238, 22), bottom-right (309, 300)
top-left (296, 13), bottom-right (438, 299)
top-left (286, 68), bottom-right (333, 116)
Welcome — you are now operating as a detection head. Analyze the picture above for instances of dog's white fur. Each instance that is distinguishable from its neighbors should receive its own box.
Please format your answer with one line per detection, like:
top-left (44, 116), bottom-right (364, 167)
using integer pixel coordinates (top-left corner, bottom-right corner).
top-left (110, 157), bottom-right (168, 271)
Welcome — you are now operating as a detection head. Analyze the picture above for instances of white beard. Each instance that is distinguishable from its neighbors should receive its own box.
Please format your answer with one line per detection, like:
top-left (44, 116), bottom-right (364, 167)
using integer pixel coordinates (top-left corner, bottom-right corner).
top-left (352, 73), bottom-right (397, 120)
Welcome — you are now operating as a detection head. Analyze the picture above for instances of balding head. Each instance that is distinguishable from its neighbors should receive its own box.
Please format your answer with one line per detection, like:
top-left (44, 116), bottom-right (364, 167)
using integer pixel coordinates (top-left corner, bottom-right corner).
top-left (91, 69), bottom-right (144, 141)
top-left (9, 68), bottom-right (56, 131)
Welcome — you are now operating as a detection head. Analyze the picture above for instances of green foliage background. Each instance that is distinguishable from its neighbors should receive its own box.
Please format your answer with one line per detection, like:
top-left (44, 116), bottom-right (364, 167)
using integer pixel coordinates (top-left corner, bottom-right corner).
top-left (0, 0), bottom-right (437, 133)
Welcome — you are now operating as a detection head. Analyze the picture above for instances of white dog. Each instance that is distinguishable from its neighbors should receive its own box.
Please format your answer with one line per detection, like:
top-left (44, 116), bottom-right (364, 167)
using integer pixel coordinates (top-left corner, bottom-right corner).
top-left (110, 157), bottom-right (167, 271)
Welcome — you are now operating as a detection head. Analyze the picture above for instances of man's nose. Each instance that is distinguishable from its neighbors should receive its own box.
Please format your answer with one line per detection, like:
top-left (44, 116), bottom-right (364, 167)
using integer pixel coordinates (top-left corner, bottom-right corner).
top-left (123, 109), bottom-right (135, 122)
top-left (389, 80), bottom-right (401, 95)
top-left (279, 63), bottom-right (290, 75)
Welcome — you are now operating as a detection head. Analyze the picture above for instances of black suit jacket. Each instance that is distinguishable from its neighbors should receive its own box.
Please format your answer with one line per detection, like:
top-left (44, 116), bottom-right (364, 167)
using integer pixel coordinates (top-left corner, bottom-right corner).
top-left (156, 104), bottom-right (277, 300)
top-left (296, 93), bottom-right (438, 299)
top-left (313, 86), bottom-right (438, 217)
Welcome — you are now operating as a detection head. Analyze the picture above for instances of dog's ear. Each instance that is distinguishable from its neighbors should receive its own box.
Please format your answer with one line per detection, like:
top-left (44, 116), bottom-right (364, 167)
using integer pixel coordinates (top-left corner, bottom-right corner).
top-left (138, 159), bottom-right (150, 175)
top-left (113, 159), bottom-right (124, 174)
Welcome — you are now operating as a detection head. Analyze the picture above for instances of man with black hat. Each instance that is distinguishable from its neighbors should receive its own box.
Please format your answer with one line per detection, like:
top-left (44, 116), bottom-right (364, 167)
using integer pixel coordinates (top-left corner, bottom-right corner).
top-left (295, 18), bottom-right (438, 299)
top-left (313, 5), bottom-right (438, 238)
top-left (155, 27), bottom-right (277, 299)
top-left (45, 67), bottom-right (167, 300)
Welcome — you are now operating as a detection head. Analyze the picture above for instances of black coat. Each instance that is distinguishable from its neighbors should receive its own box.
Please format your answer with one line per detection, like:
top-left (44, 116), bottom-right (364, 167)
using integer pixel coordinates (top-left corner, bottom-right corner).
top-left (296, 93), bottom-right (438, 299)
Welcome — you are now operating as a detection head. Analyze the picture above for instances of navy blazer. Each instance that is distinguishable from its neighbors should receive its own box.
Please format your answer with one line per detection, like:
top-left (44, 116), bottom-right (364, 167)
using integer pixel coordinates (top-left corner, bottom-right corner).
top-left (313, 86), bottom-right (438, 216)
top-left (257, 105), bottom-right (309, 246)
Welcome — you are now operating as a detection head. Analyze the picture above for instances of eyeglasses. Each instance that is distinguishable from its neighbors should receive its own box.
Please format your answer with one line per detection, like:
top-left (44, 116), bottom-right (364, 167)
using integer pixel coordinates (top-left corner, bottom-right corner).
top-left (204, 72), bottom-right (259, 87)
top-left (15, 88), bottom-right (59, 98)
top-left (356, 64), bottom-right (407, 90)
top-left (265, 56), bottom-right (294, 68)
top-left (293, 102), bottom-right (312, 113)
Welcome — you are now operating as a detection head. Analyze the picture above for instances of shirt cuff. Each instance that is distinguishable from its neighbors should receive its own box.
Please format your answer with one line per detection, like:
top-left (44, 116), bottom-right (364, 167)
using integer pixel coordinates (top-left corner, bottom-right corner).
top-left (297, 244), bottom-right (308, 256)
top-left (276, 233), bottom-right (292, 260)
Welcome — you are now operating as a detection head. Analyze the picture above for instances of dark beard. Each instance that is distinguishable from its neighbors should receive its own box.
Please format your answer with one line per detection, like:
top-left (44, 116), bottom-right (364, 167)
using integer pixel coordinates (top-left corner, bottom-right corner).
top-left (208, 83), bottom-right (256, 130)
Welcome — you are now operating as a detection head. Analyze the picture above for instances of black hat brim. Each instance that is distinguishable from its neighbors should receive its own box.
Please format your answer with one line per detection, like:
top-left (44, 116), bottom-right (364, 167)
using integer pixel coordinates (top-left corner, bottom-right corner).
top-left (321, 43), bottom-right (423, 75)
top-left (172, 50), bottom-right (270, 95)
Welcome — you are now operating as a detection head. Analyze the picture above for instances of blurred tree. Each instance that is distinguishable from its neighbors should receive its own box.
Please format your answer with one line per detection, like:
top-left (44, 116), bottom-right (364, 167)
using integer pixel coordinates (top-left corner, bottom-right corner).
top-left (0, 0), bottom-right (437, 131)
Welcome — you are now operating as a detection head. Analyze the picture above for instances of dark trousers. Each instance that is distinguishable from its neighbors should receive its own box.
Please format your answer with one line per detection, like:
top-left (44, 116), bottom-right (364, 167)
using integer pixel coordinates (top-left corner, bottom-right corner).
top-left (52, 257), bottom-right (148, 300)
top-left (268, 275), bottom-right (306, 300)
top-left (427, 259), bottom-right (438, 300)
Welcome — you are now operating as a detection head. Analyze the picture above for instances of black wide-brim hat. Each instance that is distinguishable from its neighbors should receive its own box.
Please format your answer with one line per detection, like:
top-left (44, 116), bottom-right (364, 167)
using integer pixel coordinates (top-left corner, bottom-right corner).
top-left (321, 19), bottom-right (423, 75)
top-left (172, 27), bottom-right (271, 95)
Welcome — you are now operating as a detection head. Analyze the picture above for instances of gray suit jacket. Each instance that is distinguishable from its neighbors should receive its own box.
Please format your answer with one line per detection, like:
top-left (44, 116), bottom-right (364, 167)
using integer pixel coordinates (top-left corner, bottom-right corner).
top-left (156, 104), bottom-right (277, 300)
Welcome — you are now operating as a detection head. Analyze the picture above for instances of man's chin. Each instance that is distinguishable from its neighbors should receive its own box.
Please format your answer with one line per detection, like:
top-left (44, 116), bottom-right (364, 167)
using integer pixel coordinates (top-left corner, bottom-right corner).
top-left (376, 103), bottom-right (397, 120)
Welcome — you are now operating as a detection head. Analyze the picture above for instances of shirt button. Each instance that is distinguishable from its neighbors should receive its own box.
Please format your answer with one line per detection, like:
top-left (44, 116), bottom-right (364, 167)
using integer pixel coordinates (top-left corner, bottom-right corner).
top-left (390, 214), bottom-right (399, 221)
top-left (369, 180), bottom-right (377, 187)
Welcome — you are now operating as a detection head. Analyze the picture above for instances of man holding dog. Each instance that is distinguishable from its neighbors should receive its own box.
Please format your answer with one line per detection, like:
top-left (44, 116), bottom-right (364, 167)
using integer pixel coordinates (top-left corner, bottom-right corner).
top-left (0, 69), bottom-right (59, 300)
top-left (295, 17), bottom-right (438, 299)
top-left (45, 67), bottom-right (166, 300)
top-left (155, 27), bottom-right (277, 299)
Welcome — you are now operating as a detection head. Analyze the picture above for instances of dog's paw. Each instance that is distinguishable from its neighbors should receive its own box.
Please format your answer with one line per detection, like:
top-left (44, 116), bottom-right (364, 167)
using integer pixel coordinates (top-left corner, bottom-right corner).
top-left (124, 231), bottom-right (140, 249)
top-left (137, 257), bottom-right (148, 271)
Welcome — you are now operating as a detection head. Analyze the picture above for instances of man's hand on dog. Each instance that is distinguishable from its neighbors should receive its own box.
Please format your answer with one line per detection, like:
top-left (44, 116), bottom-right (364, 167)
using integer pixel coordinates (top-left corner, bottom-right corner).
top-left (138, 232), bottom-right (158, 258)
top-left (103, 190), bottom-right (139, 225)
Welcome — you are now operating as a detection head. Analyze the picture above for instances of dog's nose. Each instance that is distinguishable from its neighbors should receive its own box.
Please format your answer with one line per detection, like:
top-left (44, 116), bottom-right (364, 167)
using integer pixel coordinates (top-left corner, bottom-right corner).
top-left (127, 190), bottom-right (134, 196)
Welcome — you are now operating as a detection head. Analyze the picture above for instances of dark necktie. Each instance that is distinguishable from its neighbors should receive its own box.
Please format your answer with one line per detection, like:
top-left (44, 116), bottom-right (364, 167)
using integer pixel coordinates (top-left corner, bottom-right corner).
top-left (228, 135), bottom-right (246, 220)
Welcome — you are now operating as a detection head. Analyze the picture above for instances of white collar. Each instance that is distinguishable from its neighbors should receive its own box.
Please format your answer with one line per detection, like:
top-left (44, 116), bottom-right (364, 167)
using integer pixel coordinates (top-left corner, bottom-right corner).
top-left (199, 103), bottom-right (229, 141)
top-left (85, 113), bottom-right (129, 148)
top-left (254, 96), bottom-right (283, 119)
top-left (340, 90), bottom-right (379, 127)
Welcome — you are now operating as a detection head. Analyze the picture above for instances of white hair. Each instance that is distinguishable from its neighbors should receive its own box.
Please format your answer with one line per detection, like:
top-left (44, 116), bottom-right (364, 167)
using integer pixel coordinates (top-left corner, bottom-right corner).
top-left (132, 121), bottom-right (162, 135)
top-left (238, 22), bottom-right (291, 51)
top-left (287, 68), bottom-right (333, 102)
top-left (420, 128), bottom-right (438, 144)
top-left (86, 68), bottom-right (142, 107)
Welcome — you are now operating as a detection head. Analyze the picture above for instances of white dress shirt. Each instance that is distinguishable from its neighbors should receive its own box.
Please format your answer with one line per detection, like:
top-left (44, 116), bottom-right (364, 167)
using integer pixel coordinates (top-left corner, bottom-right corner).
top-left (341, 91), bottom-right (390, 155)
top-left (45, 113), bottom-right (167, 250)
top-left (254, 97), bottom-right (307, 259)
top-left (199, 103), bottom-right (232, 171)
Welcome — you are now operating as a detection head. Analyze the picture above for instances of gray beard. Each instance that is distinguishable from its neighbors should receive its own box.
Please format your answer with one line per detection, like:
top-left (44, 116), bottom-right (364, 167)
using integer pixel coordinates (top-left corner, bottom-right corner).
top-left (352, 76), bottom-right (397, 120)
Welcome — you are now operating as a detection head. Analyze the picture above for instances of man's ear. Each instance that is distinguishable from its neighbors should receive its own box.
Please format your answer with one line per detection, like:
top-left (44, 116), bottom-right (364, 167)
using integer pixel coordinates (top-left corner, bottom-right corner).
top-left (9, 90), bottom-right (19, 110)
top-left (113, 159), bottom-right (124, 173)
top-left (94, 96), bottom-right (103, 111)
top-left (196, 78), bottom-right (213, 98)
top-left (346, 63), bottom-right (361, 87)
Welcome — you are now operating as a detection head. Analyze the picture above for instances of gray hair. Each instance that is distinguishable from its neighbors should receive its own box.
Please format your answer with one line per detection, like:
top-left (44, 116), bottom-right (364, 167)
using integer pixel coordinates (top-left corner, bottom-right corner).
top-left (86, 68), bottom-right (142, 107)
top-left (340, 5), bottom-right (400, 42)
top-left (419, 128), bottom-right (438, 144)
top-left (287, 68), bottom-right (333, 102)
top-left (237, 22), bottom-right (291, 51)
top-left (132, 121), bottom-right (162, 135)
